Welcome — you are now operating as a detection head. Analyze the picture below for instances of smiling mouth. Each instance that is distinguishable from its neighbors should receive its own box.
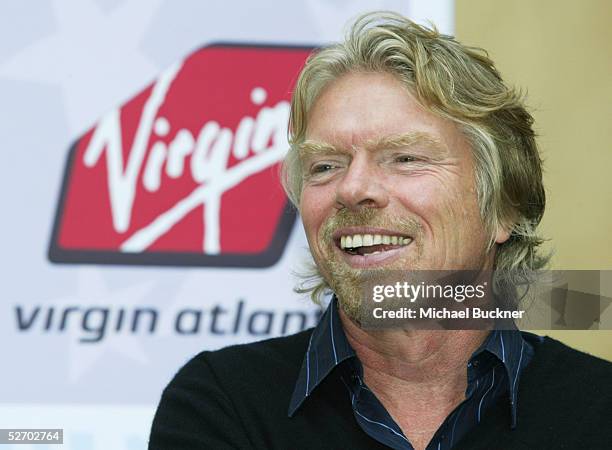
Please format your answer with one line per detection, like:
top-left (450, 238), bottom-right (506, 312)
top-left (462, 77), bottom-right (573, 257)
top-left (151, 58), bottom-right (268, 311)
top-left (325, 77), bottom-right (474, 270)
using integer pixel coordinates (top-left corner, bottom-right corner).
top-left (337, 233), bottom-right (413, 256)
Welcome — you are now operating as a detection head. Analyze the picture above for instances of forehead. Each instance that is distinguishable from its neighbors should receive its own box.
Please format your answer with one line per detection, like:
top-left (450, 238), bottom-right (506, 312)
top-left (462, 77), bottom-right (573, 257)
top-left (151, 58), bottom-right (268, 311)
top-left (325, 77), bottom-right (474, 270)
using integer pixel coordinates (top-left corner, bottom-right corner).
top-left (305, 71), bottom-right (467, 154)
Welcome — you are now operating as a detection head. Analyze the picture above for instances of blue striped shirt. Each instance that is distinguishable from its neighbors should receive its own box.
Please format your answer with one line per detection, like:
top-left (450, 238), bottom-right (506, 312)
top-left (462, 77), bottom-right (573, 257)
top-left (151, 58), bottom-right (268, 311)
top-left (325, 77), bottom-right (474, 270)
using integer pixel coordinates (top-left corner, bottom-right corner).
top-left (288, 297), bottom-right (541, 449)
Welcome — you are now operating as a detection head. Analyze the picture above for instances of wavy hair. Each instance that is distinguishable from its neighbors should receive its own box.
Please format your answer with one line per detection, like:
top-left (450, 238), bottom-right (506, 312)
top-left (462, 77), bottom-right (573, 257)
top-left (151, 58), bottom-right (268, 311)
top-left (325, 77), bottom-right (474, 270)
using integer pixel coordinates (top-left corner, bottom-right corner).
top-left (282, 11), bottom-right (548, 303)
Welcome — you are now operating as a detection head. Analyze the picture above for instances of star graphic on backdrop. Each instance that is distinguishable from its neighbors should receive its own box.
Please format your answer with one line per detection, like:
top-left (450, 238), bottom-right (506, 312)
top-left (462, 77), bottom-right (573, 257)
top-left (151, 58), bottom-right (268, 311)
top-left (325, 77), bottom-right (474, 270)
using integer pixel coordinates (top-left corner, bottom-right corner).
top-left (48, 268), bottom-right (156, 382)
top-left (0, 0), bottom-right (162, 135)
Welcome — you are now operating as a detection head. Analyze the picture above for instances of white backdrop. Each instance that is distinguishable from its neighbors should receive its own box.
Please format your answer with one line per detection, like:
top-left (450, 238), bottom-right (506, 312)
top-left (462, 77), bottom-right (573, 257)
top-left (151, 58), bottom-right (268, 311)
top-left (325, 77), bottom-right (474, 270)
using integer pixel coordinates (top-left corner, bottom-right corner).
top-left (0, 1), bottom-right (452, 448)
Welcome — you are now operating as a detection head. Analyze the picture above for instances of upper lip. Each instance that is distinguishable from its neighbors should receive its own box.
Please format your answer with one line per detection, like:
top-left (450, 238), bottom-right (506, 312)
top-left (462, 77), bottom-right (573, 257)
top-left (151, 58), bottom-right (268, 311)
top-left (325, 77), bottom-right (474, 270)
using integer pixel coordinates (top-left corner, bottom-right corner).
top-left (331, 227), bottom-right (412, 244)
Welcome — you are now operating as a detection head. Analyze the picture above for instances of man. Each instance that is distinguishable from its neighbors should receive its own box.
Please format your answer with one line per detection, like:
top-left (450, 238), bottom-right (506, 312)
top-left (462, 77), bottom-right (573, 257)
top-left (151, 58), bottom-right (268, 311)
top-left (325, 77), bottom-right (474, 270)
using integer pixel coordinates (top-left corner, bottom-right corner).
top-left (149, 12), bottom-right (612, 450)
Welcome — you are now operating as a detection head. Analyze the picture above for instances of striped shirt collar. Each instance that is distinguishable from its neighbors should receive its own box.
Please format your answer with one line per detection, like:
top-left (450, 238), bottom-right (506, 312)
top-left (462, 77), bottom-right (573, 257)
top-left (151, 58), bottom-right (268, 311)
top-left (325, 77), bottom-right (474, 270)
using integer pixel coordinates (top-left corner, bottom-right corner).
top-left (288, 296), bottom-right (531, 428)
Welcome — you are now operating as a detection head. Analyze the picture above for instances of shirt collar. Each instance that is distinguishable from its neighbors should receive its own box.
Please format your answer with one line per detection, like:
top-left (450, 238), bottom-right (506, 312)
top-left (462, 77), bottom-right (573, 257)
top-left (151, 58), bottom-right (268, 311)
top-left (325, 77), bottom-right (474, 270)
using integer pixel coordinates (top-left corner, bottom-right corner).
top-left (477, 326), bottom-right (534, 428)
top-left (288, 296), bottom-right (355, 416)
top-left (288, 296), bottom-right (531, 427)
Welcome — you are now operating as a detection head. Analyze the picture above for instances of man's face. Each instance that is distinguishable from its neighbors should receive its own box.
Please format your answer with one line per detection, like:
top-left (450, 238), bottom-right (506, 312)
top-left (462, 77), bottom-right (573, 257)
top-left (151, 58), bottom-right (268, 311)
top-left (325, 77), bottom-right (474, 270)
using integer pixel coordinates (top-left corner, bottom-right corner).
top-left (299, 72), bottom-right (507, 319)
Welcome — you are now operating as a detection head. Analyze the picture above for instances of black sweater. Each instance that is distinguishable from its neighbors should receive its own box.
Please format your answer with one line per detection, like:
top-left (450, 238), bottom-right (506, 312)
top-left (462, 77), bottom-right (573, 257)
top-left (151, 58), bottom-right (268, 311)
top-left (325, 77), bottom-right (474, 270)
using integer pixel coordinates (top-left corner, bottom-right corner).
top-left (149, 330), bottom-right (612, 449)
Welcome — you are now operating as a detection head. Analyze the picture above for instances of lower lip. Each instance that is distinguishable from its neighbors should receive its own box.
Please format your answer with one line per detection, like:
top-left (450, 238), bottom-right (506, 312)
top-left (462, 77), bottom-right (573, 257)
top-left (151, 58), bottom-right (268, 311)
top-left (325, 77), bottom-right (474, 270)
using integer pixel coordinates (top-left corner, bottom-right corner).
top-left (334, 243), bottom-right (412, 268)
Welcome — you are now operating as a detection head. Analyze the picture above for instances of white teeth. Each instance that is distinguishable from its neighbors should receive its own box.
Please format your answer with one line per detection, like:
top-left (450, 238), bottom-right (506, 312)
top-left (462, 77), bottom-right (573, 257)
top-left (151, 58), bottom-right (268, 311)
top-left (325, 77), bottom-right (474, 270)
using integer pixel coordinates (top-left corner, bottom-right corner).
top-left (339, 233), bottom-right (412, 249)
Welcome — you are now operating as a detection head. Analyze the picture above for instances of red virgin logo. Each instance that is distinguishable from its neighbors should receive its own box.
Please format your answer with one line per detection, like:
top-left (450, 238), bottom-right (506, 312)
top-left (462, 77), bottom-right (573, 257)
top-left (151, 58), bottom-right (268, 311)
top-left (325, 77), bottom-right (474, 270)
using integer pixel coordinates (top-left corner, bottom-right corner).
top-left (49, 44), bottom-right (312, 267)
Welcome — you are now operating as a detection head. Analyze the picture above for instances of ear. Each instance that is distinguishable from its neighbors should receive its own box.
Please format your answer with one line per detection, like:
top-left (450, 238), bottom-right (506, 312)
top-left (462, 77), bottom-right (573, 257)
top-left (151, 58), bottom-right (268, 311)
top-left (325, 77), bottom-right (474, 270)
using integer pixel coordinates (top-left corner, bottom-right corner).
top-left (494, 224), bottom-right (511, 244)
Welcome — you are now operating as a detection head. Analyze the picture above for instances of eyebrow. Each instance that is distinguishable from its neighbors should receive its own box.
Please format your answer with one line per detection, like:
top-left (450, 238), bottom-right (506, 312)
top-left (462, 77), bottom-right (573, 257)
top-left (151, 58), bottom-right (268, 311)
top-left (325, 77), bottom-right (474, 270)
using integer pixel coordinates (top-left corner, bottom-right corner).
top-left (297, 132), bottom-right (448, 159)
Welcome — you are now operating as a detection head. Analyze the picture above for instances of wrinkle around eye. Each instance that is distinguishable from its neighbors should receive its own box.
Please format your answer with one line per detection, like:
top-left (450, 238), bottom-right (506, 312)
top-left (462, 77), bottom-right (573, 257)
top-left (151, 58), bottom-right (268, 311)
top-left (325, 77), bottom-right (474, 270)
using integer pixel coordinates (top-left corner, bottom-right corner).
top-left (303, 153), bottom-right (350, 177)
top-left (383, 158), bottom-right (455, 179)
top-left (303, 163), bottom-right (344, 184)
top-left (391, 161), bottom-right (464, 184)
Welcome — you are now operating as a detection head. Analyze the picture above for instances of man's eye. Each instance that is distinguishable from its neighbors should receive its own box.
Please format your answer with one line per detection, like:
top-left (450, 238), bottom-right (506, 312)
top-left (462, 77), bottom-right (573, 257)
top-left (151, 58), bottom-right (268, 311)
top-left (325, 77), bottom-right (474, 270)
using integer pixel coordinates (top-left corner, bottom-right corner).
top-left (394, 155), bottom-right (416, 163)
top-left (311, 163), bottom-right (335, 174)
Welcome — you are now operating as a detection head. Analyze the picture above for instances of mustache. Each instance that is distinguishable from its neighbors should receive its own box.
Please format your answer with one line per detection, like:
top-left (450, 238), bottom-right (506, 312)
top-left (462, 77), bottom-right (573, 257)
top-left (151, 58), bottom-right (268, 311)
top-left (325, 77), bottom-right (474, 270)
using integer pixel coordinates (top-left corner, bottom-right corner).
top-left (321, 208), bottom-right (422, 241)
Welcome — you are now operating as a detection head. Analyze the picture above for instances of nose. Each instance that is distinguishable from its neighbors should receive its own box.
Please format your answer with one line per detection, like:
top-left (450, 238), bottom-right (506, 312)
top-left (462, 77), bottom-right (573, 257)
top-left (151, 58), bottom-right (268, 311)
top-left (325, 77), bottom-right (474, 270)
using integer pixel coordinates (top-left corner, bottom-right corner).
top-left (335, 153), bottom-right (389, 211)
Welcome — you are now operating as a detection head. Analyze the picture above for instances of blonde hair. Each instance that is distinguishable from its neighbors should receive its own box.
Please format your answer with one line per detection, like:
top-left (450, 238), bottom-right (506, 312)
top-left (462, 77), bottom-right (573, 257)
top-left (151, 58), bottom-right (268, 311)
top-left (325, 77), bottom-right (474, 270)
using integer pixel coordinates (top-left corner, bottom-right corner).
top-left (282, 11), bottom-right (548, 303)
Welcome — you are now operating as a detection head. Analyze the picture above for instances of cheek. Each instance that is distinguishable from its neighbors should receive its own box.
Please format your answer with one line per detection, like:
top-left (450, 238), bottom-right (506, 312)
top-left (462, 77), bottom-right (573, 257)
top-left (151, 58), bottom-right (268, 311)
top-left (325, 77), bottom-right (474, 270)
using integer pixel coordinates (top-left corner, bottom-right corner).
top-left (391, 173), bottom-right (483, 239)
top-left (300, 185), bottom-right (335, 242)
top-left (390, 175), bottom-right (452, 224)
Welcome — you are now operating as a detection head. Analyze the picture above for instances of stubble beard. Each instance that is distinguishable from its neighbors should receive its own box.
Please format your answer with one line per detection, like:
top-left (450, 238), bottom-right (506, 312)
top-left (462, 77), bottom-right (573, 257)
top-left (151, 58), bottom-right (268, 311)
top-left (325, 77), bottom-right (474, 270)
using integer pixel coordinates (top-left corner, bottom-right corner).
top-left (315, 208), bottom-right (423, 324)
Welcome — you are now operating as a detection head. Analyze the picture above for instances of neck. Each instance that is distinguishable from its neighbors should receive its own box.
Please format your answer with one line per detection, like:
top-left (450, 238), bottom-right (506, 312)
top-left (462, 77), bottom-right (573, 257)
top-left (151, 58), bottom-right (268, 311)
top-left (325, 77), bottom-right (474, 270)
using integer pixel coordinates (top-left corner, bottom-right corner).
top-left (339, 307), bottom-right (489, 448)
top-left (339, 308), bottom-right (488, 383)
